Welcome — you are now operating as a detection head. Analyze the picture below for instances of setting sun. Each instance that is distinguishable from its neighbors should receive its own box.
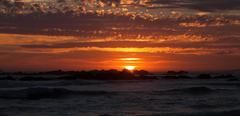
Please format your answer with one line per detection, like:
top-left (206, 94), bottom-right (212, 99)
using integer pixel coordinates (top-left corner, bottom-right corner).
top-left (124, 66), bottom-right (136, 71)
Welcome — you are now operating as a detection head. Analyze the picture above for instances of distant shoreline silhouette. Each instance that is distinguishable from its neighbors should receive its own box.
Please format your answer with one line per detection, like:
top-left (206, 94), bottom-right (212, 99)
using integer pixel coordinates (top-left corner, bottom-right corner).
top-left (0, 69), bottom-right (157, 81)
top-left (0, 69), bottom-right (238, 81)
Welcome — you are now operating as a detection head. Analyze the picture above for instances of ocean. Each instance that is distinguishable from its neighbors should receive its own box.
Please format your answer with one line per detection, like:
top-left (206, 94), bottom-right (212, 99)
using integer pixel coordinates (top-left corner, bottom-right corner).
top-left (0, 78), bottom-right (240, 116)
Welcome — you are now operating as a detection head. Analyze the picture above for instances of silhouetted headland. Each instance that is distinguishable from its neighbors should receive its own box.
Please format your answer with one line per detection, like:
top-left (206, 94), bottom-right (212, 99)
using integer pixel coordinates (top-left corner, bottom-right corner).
top-left (160, 70), bottom-right (238, 80)
top-left (0, 69), bottom-right (157, 81)
top-left (0, 70), bottom-right (238, 81)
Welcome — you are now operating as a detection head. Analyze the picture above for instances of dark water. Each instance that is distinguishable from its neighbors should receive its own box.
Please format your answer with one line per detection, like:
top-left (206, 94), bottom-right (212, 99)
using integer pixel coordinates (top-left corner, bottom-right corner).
top-left (0, 79), bottom-right (240, 116)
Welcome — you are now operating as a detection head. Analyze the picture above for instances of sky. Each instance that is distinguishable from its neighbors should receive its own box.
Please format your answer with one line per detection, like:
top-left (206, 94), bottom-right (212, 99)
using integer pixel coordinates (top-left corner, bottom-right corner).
top-left (0, 0), bottom-right (239, 72)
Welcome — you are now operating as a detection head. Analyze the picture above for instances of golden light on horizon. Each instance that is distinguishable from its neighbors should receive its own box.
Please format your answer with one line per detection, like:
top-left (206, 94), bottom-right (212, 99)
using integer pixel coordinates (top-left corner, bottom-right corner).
top-left (120, 58), bottom-right (141, 61)
top-left (124, 66), bottom-right (136, 71)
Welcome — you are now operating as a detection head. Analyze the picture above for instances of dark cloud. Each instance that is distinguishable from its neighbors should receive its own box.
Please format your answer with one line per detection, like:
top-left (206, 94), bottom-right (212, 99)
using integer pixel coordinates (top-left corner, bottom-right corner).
top-left (1, 0), bottom-right (240, 16)
top-left (0, 12), bottom-right (188, 37)
top-left (20, 40), bottom-right (240, 49)
top-left (0, 0), bottom-right (26, 11)
top-left (148, 0), bottom-right (240, 11)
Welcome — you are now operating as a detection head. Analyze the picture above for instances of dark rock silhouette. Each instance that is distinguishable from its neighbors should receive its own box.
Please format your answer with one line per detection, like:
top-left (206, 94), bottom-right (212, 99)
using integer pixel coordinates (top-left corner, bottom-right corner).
top-left (197, 74), bottom-right (212, 79)
top-left (0, 70), bottom-right (238, 81)
top-left (166, 70), bottom-right (189, 75)
top-left (0, 69), bottom-right (157, 81)
top-left (162, 70), bottom-right (191, 79)
top-left (214, 74), bottom-right (235, 79)
top-left (162, 75), bottom-right (191, 79)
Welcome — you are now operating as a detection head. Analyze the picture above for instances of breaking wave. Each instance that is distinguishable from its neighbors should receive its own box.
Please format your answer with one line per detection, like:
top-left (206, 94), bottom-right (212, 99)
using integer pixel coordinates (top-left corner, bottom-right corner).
top-left (0, 87), bottom-right (115, 100)
top-left (153, 86), bottom-right (222, 95)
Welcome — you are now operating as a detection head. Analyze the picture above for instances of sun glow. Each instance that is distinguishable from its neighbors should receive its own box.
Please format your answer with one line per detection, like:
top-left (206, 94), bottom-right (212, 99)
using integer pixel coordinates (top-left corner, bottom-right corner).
top-left (124, 66), bottom-right (136, 71)
top-left (120, 58), bottom-right (141, 61)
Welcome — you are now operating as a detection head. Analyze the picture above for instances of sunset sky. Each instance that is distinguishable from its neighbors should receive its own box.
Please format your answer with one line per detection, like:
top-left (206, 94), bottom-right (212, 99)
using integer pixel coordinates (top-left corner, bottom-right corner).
top-left (0, 0), bottom-right (239, 71)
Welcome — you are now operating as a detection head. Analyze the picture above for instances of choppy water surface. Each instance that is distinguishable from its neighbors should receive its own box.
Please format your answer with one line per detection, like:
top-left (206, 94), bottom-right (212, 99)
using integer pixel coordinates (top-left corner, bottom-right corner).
top-left (0, 79), bottom-right (240, 116)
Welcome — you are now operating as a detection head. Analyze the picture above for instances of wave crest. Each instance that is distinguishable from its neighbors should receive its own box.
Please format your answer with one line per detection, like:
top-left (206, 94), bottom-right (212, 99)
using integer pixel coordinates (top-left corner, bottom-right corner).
top-left (0, 87), bottom-right (113, 100)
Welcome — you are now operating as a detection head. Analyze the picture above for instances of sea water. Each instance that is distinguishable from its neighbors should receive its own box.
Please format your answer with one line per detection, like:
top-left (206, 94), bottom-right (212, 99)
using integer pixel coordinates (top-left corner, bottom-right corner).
top-left (0, 79), bottom-right (240, 116)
